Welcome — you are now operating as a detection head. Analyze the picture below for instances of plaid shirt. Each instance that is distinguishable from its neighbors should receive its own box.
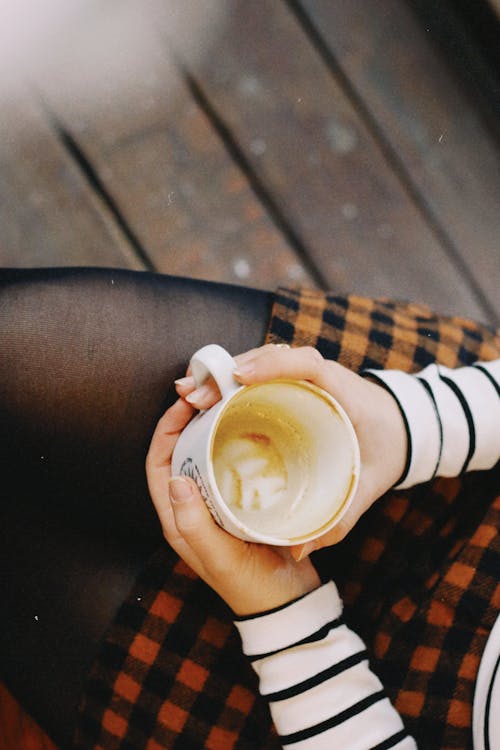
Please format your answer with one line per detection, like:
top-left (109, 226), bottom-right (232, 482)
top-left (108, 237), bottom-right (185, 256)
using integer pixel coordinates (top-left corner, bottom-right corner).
top-left (75, 289), bottom-right (500, 750)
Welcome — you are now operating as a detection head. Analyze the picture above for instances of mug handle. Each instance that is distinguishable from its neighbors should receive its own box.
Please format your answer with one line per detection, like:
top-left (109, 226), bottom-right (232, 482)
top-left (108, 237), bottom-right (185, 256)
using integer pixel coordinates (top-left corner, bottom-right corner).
top-left (190, 344), bottom-right (240, 399)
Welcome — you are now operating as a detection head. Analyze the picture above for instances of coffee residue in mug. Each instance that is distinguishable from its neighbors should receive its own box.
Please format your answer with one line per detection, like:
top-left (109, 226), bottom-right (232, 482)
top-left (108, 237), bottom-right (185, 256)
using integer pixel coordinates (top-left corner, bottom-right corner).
top-left (214, 431), bottom-right (288, 512)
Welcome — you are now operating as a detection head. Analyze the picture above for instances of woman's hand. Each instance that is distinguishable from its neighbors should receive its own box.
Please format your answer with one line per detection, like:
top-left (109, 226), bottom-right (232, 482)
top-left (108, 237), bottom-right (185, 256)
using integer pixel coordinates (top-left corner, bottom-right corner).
top-left (146, 397), bottom-right (321, 616)
top-left (175, 344), bottom-right (407, 560)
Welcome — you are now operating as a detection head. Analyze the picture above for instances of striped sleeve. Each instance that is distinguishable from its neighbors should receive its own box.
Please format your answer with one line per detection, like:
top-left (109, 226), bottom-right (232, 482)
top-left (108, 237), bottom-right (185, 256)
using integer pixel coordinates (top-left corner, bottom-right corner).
top-left (234, 582), bottom-right (417, 750)
top-left (363, 360), bottom-right (500, 489)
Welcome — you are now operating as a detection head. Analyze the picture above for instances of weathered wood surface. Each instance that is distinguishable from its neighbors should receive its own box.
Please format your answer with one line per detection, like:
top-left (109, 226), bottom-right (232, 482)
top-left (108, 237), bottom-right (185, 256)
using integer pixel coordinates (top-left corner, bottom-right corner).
top-left (0, 94), bottom-right (143, 270)
top-left (299, 0), bottom-right (500, 323)
top-left (36, 49), bottom-right (314, 290)
top-left (1, 2), bottom-right (498, 322)
top-left (177, 0), bottom-right (493, 322)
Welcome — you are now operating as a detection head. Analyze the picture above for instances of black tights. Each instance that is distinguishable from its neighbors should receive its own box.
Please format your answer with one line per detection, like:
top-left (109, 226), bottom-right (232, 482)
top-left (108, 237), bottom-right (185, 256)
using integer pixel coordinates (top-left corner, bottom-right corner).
top-left (0, 267), bottom-right (272, 747)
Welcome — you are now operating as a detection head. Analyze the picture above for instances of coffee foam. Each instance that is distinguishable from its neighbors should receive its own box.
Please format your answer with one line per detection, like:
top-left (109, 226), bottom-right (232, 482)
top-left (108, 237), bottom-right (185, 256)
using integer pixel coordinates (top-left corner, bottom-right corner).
top-left (212, 396), bottom-right (311, 535)
top-left (215, 435), bottom-right (287, 511)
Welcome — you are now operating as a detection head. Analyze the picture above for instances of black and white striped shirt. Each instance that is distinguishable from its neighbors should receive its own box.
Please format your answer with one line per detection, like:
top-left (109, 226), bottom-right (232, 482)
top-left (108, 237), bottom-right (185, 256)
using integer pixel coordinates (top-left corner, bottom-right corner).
top-left (234, 361), bottom-right (499, 750)
top-left (365, 361), bottom-right (499, 488)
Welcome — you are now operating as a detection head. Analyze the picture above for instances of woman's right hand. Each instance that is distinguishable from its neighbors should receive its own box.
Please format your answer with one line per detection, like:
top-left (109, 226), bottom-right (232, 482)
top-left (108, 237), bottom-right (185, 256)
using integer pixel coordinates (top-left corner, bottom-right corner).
top-left (175, 344), bottom-right (407, 560)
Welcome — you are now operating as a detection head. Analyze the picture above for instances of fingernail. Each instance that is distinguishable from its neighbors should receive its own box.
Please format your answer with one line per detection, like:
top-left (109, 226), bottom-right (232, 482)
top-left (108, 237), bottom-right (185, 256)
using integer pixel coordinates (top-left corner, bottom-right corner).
top-left (175, 376), bottom-right (194, 388)
top-left (169, 478), bottom-right (194, 503)
top-left (294, 543), bottom-right (312, 562)
top-left (185, 384), bottom-right (211, 404)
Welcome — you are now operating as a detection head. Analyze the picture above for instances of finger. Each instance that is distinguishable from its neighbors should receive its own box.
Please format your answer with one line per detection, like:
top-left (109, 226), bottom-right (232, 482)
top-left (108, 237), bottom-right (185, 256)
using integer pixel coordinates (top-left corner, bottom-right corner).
top-left (289, 490), bottom-right (366, 560)
top-left (155, 478), bottom-right (198, 564)
top-left (185, 378), bottom-right (221, 408)
top-left (175, 374), bottom-right (222, 406)
top-left (146, 398), bottom-right (195, 508)
top-left (180, 346), bottom-right (269, 409)
top-left (234, 346), bottom-right (361, 411)
top-left (168, 476), bottom-right (246, 573)
top-left (176, 344), bottom-right (278, 393)
top-left (174, 375), bottom-right (195, 396)
top-left (307, 503), bottom-right (363, 554)
top-left (147, 398), bottom-right (195, 467)
top-left (289, 524), bottom-right (347, 561)
top-left (290, 541), bottom-right (315, 562)
top-left (234, 345), bottom-right (327, 385)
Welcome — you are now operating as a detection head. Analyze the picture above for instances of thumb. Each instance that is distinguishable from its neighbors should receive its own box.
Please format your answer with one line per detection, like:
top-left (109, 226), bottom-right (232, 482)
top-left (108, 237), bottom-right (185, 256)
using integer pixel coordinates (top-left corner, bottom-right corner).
top-left (168, 477), bottom-right (207, 538)
top-left (169, 476), bottom-right (197, 504)
top-left (168, 476), bottom-right (231, 554)
top-left (290, 541), bottom-right (316, 562)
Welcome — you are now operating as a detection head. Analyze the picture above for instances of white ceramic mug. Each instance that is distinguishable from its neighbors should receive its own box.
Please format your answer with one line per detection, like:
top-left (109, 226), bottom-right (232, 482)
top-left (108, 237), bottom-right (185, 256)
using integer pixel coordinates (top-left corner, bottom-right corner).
top-left (172, 344), bottom-right (360, 545)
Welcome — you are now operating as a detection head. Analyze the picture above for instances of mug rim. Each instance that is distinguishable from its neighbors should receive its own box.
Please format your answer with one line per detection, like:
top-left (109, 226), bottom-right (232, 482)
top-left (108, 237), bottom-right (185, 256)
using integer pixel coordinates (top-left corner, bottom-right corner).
top-left (204, 378), bottom-right (360, 545)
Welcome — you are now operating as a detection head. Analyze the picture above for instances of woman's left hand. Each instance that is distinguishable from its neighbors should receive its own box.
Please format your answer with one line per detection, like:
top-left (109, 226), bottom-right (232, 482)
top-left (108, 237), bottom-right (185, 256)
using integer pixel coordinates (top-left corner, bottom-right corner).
top-left (146, 398), bottom-right (321, 616)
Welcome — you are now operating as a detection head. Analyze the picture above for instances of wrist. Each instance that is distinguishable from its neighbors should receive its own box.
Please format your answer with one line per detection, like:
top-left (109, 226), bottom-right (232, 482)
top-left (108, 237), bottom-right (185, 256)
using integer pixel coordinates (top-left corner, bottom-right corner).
top-left (234, 581), bottom-right (343, 656)
top-left (361, 376), bottom-right (408, 491)
top-left (374, 383), bottom-right (408, 487)
top-left (229, 558), bottom-right (321, 617)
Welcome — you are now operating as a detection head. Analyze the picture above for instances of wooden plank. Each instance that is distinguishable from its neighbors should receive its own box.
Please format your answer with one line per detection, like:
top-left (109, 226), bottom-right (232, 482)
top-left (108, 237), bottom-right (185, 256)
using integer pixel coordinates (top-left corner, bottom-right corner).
top-left (408, 0), bottom-right (500, 141)
top-left (174, 0), bottom-right (490, 322)
top-left (0, 94), bottom-right (143, 270)
top-left (36, 49), bottom-right (314, 290)
top-left (298, 0), bottom-right (500, 324)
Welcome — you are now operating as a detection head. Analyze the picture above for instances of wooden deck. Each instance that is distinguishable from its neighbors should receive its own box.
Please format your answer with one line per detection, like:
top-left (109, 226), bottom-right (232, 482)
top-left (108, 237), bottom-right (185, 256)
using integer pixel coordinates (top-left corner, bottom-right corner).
top-left (1, 0), bottom-right (498, 328)
top-left (0, 1), bottom-right (499, 747)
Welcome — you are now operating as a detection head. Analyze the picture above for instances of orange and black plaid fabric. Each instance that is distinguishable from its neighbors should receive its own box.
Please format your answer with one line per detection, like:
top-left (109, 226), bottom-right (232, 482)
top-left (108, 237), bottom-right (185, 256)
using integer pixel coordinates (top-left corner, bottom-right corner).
top-left (75, 289), bottom-right (500, 750)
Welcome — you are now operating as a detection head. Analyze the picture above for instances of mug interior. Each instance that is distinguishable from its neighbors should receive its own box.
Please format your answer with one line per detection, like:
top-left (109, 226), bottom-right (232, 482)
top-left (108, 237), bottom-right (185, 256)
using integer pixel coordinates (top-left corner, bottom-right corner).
top-left (210, 380), bottom-right (358, 541)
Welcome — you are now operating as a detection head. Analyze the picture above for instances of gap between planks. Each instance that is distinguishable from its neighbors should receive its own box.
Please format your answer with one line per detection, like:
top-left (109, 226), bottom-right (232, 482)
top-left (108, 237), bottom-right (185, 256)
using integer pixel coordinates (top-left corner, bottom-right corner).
top-left (286, 0), bottom-right (499, 327)
top-left (39, 97), bottom-right (156, 273)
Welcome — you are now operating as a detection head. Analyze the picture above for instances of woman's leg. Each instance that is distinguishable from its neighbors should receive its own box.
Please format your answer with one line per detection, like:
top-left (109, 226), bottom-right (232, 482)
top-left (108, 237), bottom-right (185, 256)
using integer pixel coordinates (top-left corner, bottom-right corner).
top-left (0, 267), bottom-right (272, 747)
